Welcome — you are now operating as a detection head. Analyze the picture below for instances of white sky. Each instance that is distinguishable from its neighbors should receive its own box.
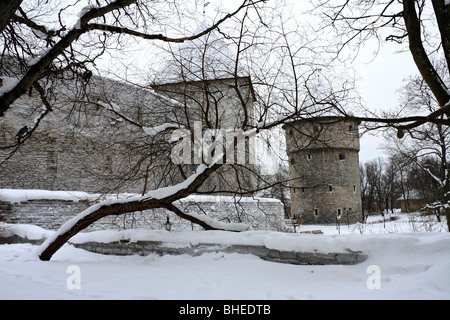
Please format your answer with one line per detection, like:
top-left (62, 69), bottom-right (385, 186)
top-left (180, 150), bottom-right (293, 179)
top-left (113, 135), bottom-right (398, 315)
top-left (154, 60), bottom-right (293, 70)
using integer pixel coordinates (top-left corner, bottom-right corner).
top-left (354, 43), bottom-right (419, 163)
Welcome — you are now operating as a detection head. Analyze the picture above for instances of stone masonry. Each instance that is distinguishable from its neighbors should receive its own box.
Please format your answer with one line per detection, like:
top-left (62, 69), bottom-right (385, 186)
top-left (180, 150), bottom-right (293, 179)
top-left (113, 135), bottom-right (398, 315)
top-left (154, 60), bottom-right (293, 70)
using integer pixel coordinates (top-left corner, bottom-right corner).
top-left (283, 116), bottom-right (362, 225)
top-left (0, 192), bottom-right (284, 232)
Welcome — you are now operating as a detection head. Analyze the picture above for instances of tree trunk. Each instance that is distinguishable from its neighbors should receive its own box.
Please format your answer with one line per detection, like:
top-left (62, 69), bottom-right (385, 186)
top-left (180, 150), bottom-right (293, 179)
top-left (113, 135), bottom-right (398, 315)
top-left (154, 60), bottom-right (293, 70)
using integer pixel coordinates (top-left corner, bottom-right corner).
top-left (443, 192), bottom-right (450, 232)
top-left (37, 163), bottom-right (250, 261)
top-left (431, 0), bottom-right (450, 76)
top-left (0, 0), bottom-right (22, 33)
top-left (446, 210), bottom-right (450, 232)
top-left (403, 0), bottom-right (450, 109)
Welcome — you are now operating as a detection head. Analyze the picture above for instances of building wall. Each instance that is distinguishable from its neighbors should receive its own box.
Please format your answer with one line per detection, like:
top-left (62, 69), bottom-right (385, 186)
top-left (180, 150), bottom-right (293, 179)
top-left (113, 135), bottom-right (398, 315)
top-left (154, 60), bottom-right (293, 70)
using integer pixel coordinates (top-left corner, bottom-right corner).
top-left (152, 77), bottom-right (257, 193)
top-left (399, 199), bottom-right (428, 213)
top-left (0, 76), bottom-right (258, 195)
top-left (152, 77), bottom-right (256, 129)
top-left (284, 117), bottom-right (362, 224)
top-left (0, 76), bottom-right (165, 194)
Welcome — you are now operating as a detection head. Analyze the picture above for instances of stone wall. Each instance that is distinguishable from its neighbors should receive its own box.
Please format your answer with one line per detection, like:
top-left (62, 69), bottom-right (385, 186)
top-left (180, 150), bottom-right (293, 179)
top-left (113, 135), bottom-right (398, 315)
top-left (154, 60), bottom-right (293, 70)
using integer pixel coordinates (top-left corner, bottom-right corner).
top-left (0, 76), bottom-right (166, 194)
top-left (0, 191), bottom-right (284, 232)
top-left (1, 199), bottom-right (91, 230)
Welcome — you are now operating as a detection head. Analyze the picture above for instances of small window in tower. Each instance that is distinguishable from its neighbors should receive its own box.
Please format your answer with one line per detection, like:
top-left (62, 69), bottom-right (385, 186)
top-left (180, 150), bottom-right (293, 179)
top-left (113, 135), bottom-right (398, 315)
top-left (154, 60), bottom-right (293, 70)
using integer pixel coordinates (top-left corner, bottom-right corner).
top-left (314, 208), bottom-right (319, 217)
top-left (313, 125), bottom-right (319, 133)
top-left (301, 187), bottom-right (305, 192)
top-left (353, 185), bottom-right (356, 192)
top-left (307, 154), bottom-right (312, 161)
top-left (329, 185), bottom-right (333, 192)
top-left (290, 158), bottom-right (295, 165)
top-left (339, 153), bottom-right (346, 161)
top-left (349, 125), bottom-right (353, 132)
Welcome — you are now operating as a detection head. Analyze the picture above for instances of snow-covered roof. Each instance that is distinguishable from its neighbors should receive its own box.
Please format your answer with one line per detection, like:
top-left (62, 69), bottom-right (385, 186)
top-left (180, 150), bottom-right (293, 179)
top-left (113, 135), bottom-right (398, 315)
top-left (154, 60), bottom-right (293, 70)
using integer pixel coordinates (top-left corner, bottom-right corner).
top-left (156, 23), bottom-right (248, 84)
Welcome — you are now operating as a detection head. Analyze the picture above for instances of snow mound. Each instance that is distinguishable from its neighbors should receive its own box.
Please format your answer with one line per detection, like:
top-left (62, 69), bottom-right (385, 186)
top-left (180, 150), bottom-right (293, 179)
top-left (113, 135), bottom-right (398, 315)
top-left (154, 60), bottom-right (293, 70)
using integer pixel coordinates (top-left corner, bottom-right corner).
top-left (1, 227), bottom-right (449, 300)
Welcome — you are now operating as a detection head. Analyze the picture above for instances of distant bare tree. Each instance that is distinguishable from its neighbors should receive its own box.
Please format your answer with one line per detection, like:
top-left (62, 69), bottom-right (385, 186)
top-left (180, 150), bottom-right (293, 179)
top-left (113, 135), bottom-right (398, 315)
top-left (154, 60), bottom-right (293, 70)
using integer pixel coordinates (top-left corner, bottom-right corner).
top-left (383, 61), bottom-right (449, 226)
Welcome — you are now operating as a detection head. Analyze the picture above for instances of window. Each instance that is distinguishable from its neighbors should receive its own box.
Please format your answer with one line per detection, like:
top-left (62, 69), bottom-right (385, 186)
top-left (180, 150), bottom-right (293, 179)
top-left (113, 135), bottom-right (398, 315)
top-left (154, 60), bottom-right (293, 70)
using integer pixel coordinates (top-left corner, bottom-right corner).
top-left (329, 185), bottom-right (333, 192)
top-left (349, 125), bottom-right (353, 132)
top-left (314, 208), bottom-right (319, 217)
top-left (339, 153), bottom-right (346, 160)
top-left (290, 158), bottom-right (295, 165)
top-left (307, 154), bottom-right (312, 161)
top-left (313, 125), bottom-right (319, 133)
top-left (353, 185), bottom-right (356, 192)
top-left (301, 187), bottom-right (305, 193)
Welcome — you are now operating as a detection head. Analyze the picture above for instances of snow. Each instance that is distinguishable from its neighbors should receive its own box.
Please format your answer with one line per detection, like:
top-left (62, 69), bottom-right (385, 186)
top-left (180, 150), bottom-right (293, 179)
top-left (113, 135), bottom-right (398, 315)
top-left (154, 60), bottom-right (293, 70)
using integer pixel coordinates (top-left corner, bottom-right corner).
top-left (1, 223), bottom-right (53, 241)
top-left (179, 194), bottom-right (281, 203)
top-left (78, 5), bottom-right (97, 17)
top-left (0, 189), bottom-right (92, 203)
top-left (1, 213), bottom-right (449, 300)
top-left (97, 100), bottom-right (121, 112)
top-left (0, 76), bottom-right (20, 96)
top-left (143, 123), bottom-right (181, 136)
top-left (0, 188), bottom-right (280, 204)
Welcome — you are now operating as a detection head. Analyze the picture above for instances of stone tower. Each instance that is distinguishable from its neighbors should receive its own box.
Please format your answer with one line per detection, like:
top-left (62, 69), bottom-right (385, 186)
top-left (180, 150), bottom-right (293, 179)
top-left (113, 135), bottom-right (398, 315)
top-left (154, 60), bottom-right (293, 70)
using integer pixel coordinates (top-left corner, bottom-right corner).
top-left (283, 116), bottom-right (362, 225)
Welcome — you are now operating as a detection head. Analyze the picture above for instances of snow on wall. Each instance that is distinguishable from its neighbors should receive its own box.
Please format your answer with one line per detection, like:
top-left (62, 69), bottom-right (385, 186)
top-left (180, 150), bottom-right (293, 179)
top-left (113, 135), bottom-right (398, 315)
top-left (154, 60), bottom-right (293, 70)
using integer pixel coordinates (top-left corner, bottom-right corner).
top-left (0, 189), bottom-right (285, 232)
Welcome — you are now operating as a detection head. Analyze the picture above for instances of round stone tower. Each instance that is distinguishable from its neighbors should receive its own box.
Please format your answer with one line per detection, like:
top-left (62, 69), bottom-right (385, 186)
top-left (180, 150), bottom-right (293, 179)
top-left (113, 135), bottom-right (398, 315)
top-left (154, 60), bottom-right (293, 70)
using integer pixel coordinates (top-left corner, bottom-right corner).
top-left (283, 116), bottom-right (362, 225)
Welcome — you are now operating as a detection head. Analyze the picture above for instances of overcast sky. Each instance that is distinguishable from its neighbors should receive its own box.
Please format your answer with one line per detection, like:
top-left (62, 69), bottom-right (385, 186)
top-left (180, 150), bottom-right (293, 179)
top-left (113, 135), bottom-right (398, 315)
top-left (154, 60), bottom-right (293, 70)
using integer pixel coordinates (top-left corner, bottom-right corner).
top-left (354, 42), bottom-right (419, 163)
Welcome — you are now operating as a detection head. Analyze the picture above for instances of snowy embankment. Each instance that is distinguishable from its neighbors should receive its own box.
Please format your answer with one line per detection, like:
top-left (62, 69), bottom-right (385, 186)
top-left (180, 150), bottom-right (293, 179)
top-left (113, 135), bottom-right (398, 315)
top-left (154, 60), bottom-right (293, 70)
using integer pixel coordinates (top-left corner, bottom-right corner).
top-left (1, 216), bottom-right (450, 300)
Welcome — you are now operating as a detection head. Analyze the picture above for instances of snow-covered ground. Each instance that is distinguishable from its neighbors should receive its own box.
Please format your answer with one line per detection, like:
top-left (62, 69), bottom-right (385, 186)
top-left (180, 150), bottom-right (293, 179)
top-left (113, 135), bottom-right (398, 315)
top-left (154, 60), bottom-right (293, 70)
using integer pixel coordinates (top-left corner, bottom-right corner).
top-left (1, 212), bottom-right (449, 300)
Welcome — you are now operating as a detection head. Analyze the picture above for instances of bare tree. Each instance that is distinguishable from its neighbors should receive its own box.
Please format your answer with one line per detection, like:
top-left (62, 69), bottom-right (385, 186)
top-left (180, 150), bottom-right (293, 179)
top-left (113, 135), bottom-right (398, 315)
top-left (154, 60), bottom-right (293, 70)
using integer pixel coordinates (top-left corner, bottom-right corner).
top-left (383, 63), bottom-right (449, 225)
top-left (0, 0), bottom-right (278, 260)
top-left (360, 159), bottom-right (384, 219)
top-left (310, 0), bottom-right (449, 230)
top-left (0, 0), bottom-right (260, 117)
top-left (309, 0), bottom-right (449, 131)
top-left (4, 0), bottom-right (450, 261)
top-left (32, 0), bottom-right (368, 260)
top-left (0, 0), bottom-right (22, 33)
